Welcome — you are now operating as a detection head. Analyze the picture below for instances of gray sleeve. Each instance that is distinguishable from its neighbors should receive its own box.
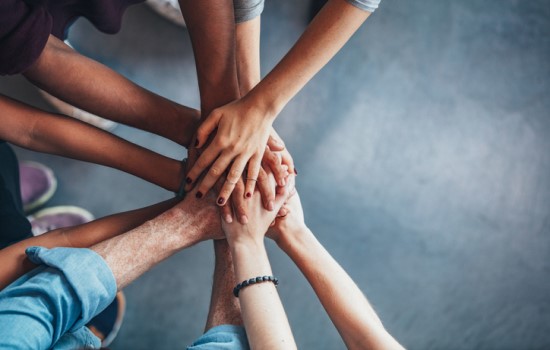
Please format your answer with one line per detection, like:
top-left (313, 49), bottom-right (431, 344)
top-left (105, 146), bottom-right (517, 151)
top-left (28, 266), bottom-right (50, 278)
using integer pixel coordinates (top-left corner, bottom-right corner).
top-left (345, 0), bottom-right (381, 12)
top-left (234, 0), bottom-right (265, 23)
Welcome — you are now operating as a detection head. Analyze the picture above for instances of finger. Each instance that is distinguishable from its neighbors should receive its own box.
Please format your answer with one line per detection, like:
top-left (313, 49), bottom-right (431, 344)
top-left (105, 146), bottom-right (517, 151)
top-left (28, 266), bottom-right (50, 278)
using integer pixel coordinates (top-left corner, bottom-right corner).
top-left (281, 149), bottom-right (296, 175)
top-left (185, 144), bottom-right (223, 192)
top-left (274, 174), bottom-right (296, 209)
top-left (196, 110), bottom-right (222, 148)
top-left (267, 133), bottom-right (285, 152)
top-left (231, 179), bottom-right (248, 224)
top-left (263, 148), bottom-right (286, 187)
top-left (245, 153), bottom-right (262, 198)
top-left (217, 155), bottom-right (249, 207)
top-left (220, 202), bottom-right (233, 224)
top-left (198, 156), bottom-right (233, 203)
top-left (257, 168), bottom-right (275, 211)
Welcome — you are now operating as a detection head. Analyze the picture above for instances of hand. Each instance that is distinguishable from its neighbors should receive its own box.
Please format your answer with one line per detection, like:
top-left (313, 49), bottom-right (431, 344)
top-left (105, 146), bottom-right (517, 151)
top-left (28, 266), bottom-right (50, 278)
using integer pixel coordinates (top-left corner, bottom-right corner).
top-left (267, 189), bottom-right (307, 247)
top-left (222, 173), bottom-right (296, 246)
top-left (185, 97), bottom-right (275, 204)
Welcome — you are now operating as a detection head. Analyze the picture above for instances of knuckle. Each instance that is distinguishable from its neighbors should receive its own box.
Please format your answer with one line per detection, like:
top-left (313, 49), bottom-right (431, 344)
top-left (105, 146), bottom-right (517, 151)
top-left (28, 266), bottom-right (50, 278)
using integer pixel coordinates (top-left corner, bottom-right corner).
top-left (216, 136), bottom-right (229, 149)
top-left (228, 169), bottom-right (242, 179)
top-left (208, 166), bottom-right (223, 177)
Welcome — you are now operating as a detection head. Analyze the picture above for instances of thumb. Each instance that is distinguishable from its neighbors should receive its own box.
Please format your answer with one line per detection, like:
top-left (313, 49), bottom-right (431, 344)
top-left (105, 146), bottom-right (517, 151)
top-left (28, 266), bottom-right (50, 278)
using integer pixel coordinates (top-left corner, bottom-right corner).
top-left (196, 110), bottom-right (221, 148)
top-left (267, 134), bottom-right (285, 152)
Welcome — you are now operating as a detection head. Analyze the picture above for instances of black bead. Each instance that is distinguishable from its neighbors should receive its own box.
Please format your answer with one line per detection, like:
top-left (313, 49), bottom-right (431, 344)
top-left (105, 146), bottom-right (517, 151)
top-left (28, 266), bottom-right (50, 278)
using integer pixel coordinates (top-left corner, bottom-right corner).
top-left (263, 276), bottom-right (269, 281)
top-left (256, 277), bottom-right (263, 282)
top-left (248, 278), bottom-right (256, 284)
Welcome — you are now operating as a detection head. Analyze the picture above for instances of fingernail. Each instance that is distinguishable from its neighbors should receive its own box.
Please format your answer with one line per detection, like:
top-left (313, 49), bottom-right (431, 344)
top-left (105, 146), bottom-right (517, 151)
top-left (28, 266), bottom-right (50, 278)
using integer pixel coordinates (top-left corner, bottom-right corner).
top-left (240, 215), bottom-right (249, 224)
top-left (195, 191), bottom-right (203, 199)
top-left (217, 197), bottom-right (225, 205)
top-left (194, 139), bottom-right (199, 147)
top-left (294, 168), bottom-right (298, 175)
top-left (268, 201), bottom-right (274, 211)
top-left (224, 214), bottom-right (233, 223)
top-left (186, 177), bottom-right (192, 184)
top-left (246, 192), bottom-right (252, 198)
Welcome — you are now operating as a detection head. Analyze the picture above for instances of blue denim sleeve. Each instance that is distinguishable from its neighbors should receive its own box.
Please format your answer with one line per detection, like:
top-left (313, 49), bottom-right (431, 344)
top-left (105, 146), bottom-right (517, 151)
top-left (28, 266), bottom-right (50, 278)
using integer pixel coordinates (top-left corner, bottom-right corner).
top-left (0, 247), bottom-right (116, 349)
top-left (234, 0), bottom-right (264, 23)
top-left (346, 0), bottom-right (381, 12)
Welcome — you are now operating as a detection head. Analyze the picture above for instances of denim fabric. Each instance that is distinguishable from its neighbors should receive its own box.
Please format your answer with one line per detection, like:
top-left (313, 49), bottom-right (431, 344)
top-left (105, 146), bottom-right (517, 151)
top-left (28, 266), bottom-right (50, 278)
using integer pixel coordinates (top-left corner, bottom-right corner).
top-left (0, 246), bottom-right (117, 349)
top-left (188, 325), bottom-right (250, 350)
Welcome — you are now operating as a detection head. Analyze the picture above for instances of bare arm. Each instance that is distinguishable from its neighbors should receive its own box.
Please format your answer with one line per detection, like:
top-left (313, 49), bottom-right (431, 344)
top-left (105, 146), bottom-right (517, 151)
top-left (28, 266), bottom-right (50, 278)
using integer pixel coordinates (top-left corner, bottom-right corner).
top-left (92, 187), bottom-right (222, 289)
top-left (187, 0), bottom-right (368, 201)
top-left (268, 193), bottom-right (404, 350)
top-left (0, 95), bottom-right (185, 192)
top-left (0, 198), bottom-right (179, 290)
top-left (223, 174), bottom-right (297, 349)
top-left (23, 35), bottom-right (200, 146)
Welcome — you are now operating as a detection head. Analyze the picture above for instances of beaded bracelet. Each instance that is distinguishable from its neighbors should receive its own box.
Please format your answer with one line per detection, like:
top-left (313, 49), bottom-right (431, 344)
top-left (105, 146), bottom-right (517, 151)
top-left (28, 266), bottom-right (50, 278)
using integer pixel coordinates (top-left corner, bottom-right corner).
top-left (233, 275), bottom-right (279, 297)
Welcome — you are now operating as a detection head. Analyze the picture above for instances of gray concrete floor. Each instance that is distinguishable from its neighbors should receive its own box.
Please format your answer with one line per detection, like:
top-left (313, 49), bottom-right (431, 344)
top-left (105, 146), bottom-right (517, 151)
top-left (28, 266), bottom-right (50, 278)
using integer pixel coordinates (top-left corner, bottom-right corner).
top-left (1, 0), bottom-right (549, 348)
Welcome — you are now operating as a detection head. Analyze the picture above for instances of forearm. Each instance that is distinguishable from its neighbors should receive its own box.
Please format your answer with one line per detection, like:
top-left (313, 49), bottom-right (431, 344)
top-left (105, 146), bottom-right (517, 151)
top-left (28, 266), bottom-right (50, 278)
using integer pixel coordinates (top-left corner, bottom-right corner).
top-left (279, 227), bottom-right (403, 350)
top-left (179, 0), bottom-right (240, 117)
top-left (246, 0), bottom-right (370, 116)
top-left (231, 238), bottom-right (296, 349)
top-left (0, 198), bottom-right (178, 290)
top-left (0, 95), bottom-right (184, 192)
top-left (23, 35), bottom-right (199, 146)
top-left (92, 198), bottom-right (218, 289)
top-left (236, 17), bottom-right (261, 95)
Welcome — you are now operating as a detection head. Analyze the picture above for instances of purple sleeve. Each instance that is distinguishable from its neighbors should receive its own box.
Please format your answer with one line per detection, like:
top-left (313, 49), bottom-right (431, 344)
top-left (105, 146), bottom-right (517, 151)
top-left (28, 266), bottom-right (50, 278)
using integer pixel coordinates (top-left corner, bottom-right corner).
top-left (0, 0), bottom-right (53, 76)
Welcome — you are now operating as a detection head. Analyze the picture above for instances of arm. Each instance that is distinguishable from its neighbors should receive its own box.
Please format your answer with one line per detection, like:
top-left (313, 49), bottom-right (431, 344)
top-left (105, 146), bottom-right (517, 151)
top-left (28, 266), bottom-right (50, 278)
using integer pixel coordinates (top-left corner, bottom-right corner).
top-left (0, 187), bottom-right (221, 349)
top-left (268, 193), bottom-right (404, 350)
top-left (23, 35), bottom-right (200, 147)
top-left (179, 0), bottom-right (284, 223)
top-left (0, 197), bottom-right (179, 290)
top-left (223, 173), bottom-right (297, 349)
top-left (186, 0), bottom-right (370, 199)
top-left (0, 95), bottom-right (186, 192)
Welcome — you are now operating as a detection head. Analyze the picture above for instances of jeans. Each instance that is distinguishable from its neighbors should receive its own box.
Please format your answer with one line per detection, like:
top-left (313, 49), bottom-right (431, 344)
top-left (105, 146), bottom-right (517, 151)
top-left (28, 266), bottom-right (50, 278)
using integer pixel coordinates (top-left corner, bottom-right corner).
top-left (0, 246), bottom-right (116, 349)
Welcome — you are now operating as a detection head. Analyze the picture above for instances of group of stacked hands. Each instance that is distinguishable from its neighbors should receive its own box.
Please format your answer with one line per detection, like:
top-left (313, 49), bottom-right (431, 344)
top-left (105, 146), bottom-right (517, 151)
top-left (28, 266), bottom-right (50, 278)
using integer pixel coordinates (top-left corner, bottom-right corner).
top-left (0, 0), bottom-right (405, 348)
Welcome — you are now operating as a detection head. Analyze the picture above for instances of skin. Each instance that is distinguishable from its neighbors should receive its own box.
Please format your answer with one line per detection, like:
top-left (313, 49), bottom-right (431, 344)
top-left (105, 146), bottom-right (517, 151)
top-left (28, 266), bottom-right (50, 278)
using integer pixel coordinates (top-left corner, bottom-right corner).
top-left (0, 198), bottom-right (181, 290)
top-left (223, 174), bottom-right (297, 349)
top-left (267, 192), bottom-right (405, 350)
top-left (187, 0), bottom-right (371, 200)
top-left (0, 95), bottom-right (187, 192)
top-left (23, 35), bottom-right (200, 147)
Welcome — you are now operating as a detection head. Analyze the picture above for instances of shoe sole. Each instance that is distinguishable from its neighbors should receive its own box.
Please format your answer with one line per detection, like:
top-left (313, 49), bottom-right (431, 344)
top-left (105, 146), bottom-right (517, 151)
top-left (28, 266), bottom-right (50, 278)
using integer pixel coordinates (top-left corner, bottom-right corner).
top-left (22, 161), bottom-right (58, 213)
top-left (27, 206), bottom-right (95, 236)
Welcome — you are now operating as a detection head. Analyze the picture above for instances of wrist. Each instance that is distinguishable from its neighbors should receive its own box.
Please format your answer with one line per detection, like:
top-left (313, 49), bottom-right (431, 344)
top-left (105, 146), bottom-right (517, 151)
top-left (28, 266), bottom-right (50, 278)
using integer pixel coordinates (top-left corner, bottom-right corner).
top-left (276, 225), bottom-right (313, 255)
top-left (169, 200), bottom-right (221, 246)
top-left (244, 85), bottom-right (283, 122)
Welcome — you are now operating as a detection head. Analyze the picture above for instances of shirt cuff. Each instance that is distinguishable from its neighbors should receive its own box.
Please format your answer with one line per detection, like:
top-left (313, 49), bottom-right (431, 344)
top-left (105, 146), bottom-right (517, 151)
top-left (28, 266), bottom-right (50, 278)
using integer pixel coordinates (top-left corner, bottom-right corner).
top-left (345, 0), bottom-right (381, 12)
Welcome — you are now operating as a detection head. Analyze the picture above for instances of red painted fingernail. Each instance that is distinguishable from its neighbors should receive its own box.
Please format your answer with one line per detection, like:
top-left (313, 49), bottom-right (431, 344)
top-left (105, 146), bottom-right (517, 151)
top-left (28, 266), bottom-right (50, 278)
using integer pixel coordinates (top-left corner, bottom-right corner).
top-left (194, 139), bottom-right (199, 147)
top-left (217, 197), bottom-right (225, 205)
top-left (186, 177), bottom-right (192, 184)
top-left (246, 192), bottom-right (252, 198)
top-left (196, 191), bottom-right (203, 199)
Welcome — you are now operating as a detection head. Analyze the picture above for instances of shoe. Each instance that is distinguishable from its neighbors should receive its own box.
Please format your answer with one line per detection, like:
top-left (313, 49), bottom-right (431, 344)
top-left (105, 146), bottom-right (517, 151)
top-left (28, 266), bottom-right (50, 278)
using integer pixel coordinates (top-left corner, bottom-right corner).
top-left (19, 161), bottom-right (58, 213)
top-left (147, 0), bottom-right (186, 27)
top-left (87, 291), bottom-right (126, 347)
top-left (27, 206), bottom-right (95, 236)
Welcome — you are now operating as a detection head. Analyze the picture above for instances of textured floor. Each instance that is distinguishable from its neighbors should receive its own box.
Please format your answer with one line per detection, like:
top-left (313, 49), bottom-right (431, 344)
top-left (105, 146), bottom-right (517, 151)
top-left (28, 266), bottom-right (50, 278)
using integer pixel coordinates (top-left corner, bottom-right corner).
top-left (1, 0), bottom-right (549, 349)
